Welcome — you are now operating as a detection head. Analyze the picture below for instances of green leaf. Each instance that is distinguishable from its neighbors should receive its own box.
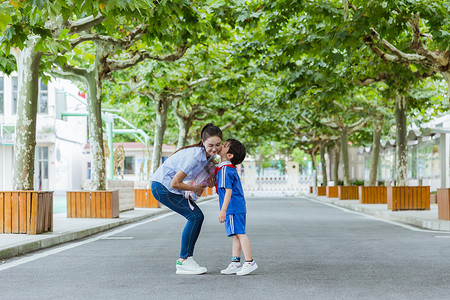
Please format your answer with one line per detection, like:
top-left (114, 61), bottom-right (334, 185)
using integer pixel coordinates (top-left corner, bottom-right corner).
top-left (0, 12), bottom-right (12, 31)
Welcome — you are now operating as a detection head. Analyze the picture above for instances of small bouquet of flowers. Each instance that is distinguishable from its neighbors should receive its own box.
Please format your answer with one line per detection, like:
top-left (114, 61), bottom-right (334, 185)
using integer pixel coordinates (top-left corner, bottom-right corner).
top-left (184, 155), bottom-right (220, 201)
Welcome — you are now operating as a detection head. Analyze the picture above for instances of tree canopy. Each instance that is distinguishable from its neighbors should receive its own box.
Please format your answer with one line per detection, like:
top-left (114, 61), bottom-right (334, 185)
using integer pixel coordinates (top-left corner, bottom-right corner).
top-left (1, 0), bottom-right (449, 188)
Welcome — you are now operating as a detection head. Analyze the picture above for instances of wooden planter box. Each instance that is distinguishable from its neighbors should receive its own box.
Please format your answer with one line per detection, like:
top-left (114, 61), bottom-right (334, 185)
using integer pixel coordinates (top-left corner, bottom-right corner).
top-left (387, 186), bottom-right (430, 211)
top-left (437, 189), bottom-right (450, 220)
top-left (327, 186), bottom-right (339, 198)
top-left (317, 186), bottom-right (327, 196)
top-left (359, 186), bottom-right (387, 204)
top-left (339, 186), bottom-right (359, 200)
top-left (0, 191), bottom-right (53, 234)
top-left (209, 187), bottom-right (216, 195)
top-left (67, 190), bottom-right (119, 218)
top-left (135, 189), bottom-right (160, 208)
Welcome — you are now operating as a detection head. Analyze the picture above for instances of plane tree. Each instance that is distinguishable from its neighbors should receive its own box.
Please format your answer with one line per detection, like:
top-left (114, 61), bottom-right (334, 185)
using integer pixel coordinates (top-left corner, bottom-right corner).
top-left (47, 2), bottom-right (210, 189)
top-left (0, 1), bottom-right (110, 189)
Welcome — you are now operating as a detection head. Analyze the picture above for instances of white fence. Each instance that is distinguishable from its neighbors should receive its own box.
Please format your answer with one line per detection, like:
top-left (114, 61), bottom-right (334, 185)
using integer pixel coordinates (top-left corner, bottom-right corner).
top-left (242, 174), bottom-right (311, 192)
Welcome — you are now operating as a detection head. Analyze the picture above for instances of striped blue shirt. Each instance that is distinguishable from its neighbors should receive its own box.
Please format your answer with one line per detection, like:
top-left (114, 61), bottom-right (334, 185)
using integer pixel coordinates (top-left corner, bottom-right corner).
top-left (216, 161), bottom-right (246, 215)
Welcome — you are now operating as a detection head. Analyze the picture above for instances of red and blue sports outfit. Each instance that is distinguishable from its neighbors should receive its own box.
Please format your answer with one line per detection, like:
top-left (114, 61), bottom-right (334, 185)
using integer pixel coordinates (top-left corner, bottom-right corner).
top-left (215, 161), bottom-right (247, 237)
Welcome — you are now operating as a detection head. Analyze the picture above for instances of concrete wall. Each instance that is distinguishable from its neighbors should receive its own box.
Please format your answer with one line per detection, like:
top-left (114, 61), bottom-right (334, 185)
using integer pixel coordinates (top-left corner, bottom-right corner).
top-left (106, 180), bottom-right (135, 212)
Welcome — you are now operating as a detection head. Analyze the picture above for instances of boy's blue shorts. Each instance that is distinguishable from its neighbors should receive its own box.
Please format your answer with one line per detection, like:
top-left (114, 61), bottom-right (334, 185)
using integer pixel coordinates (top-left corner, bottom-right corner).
top-left (225, 213), bottom-right (246, 237)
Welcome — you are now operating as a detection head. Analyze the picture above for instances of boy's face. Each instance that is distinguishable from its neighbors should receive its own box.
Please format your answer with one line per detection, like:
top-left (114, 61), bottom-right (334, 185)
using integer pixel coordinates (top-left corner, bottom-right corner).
top-left (219, 141), bottom-right (231, 160)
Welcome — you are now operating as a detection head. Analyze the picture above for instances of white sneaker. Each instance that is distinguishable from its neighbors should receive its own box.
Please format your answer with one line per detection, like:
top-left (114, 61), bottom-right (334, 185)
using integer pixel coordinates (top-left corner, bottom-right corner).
top-left (236, 260), bottom-right (258, 276)
top-left (221, 262), bottom-right (242, 275)
top-left (176, 257), bottom-right (207, 275)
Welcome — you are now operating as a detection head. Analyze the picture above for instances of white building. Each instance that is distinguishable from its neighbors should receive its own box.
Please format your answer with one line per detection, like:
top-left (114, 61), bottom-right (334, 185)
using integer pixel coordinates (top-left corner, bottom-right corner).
top-left (0, 73), bottom-right (88, 194)
top-left (360, 114), bottom-right (450, 191)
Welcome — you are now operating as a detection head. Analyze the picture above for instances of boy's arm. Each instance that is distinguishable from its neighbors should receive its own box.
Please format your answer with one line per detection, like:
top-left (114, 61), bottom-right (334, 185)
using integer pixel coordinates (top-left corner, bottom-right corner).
top-left (218, 188), bottom-right (232, 223)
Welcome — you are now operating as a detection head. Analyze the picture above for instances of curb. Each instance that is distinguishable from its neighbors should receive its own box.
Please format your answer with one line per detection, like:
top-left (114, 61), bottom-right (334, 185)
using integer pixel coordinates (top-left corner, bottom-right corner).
top-left (0, 196), bottom-right (217, 260)
top-left (301, 193), bottom-right (450, 232)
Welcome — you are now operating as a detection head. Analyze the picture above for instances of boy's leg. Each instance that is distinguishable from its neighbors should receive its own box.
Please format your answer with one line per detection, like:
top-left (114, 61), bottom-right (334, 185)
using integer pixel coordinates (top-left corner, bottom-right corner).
top-left (232, 235), bottom-right (242, 258)
top-left (221, 235), bottom-right (243, 275)
top-left (236, 234), bottom-right (258, 276)
top-left (236, 234), bottom-right (252, 261)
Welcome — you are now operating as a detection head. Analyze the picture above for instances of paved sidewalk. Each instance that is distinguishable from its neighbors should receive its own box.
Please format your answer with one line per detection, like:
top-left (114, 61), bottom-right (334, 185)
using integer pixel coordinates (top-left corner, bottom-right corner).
top-left (302, 193), bottom-right (450, 232)
top-left (0, 195), bottom-right (217, 260)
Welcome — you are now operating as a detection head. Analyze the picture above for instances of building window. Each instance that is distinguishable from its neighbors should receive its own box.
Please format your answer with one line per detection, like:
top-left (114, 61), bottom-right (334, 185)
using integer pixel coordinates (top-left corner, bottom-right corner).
top-left (12, 76), bottom-right (18, 114)
top-left (36, 147), bottom-right (49, 190)
top-left (418, 139), bottom-right (440, 178)
top-left (38, 80), bottom-right (48, 114)
top-left (0, 77), bottom-right (4, 114)
top-left (124, 156), bottom-right (135, 174)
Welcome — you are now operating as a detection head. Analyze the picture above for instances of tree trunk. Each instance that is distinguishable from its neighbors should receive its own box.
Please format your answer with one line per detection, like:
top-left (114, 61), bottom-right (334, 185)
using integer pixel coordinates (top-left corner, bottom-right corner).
top-left (333, 143), bottom-right (341, 184)
top-left (151, 94), bottom-right (171, 174)
top-left (320, 142), bottom-right (328, 186)
top-left (11, 37), bottom-right (43, 190)
top-left (85, 71), bottom-right (106, 190)
top-left (368, 119), bottom-right (382, 186)
top-left (395, 95), bottom-right (408, 186)
top-left (341, 129), bottom-right (350, 186)
top-left (310, 151), bottom-right (318, 186)
top-left (255, 146), bottom-right (264, 177)
top-left (176, 115), bottom-right (192, 150)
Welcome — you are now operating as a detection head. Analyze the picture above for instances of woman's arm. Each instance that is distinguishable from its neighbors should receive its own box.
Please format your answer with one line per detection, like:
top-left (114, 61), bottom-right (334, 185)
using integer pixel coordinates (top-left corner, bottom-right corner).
top-left (170, 170), bottom-right (205, 195)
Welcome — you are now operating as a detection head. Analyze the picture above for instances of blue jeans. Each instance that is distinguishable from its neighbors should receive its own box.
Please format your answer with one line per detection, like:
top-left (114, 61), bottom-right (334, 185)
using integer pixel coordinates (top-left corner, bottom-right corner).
top-left (151, 181), bottom-right (204, 259)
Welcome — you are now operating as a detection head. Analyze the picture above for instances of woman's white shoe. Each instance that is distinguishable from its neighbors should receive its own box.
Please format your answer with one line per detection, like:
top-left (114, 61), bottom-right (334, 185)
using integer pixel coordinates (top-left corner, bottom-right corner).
top-left (176, 257), bottom-right (207, 275)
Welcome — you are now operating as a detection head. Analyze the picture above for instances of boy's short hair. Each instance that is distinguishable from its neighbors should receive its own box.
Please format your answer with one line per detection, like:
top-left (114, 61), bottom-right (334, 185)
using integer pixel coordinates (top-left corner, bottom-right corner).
top-left (226, 139), bottom-right (246, 165)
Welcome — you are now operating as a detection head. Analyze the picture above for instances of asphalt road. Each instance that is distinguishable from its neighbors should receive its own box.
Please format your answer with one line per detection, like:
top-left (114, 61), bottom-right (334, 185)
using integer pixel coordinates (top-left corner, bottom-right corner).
top-left (1, 195), bottom-right (450, 300)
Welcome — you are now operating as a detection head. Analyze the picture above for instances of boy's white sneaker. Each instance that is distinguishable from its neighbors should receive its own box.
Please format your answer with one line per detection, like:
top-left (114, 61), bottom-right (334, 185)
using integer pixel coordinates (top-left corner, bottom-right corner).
top-left (221, 262), bottom-right (242, 275)
top-left (236, 261), bottom-right (258, 276)
top-left (176, 257), bottom-right (207, 275)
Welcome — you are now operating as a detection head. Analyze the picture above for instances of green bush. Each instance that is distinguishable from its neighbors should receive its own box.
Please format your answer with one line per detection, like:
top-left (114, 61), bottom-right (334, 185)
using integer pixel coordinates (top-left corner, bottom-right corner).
top-left (351, 180), bottom-right (365, 186)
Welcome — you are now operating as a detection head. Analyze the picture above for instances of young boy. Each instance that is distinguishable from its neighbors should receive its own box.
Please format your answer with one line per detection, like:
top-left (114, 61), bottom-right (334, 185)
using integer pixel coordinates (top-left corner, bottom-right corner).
top-left (215, 139), bottom-right (258, 276)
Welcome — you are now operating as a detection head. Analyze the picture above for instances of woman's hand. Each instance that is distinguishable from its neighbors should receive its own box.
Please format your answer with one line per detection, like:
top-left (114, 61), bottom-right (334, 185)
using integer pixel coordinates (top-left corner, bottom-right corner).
top-left (171, 170), bottom-right (205, 195)
top-left (193, 185), bottom-right (206, 196)
top-left (218, 210), bottom-right (226, 223)
top-left (207, 175), bottom-right (216, 188)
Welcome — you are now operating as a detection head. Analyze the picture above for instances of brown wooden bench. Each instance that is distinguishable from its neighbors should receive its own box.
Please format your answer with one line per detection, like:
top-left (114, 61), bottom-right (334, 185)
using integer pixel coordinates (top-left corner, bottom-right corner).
top-left (0, 191), bottom-right (53, 234)
top-left (387, 186), bottom-right (430, 211)
top-left (135, 189), bottom-right (161, 208)
top-left (67, 190), bottom-right (119, 218)
top-left (359, 186), bottom-right (387, 204)
top-left (437, 189), bottom-right (450, 220)
top-left (327, 186), bottom-right (339, 198)
top-left (317, 186), bottom-right (327, 196)
top-left (339, 186), bottom-right (359, 200)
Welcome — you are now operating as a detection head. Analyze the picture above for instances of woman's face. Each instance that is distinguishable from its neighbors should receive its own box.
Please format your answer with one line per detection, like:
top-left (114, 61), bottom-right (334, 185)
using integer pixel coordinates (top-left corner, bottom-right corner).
top-left (203, 136), bottom-right (222, 157)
